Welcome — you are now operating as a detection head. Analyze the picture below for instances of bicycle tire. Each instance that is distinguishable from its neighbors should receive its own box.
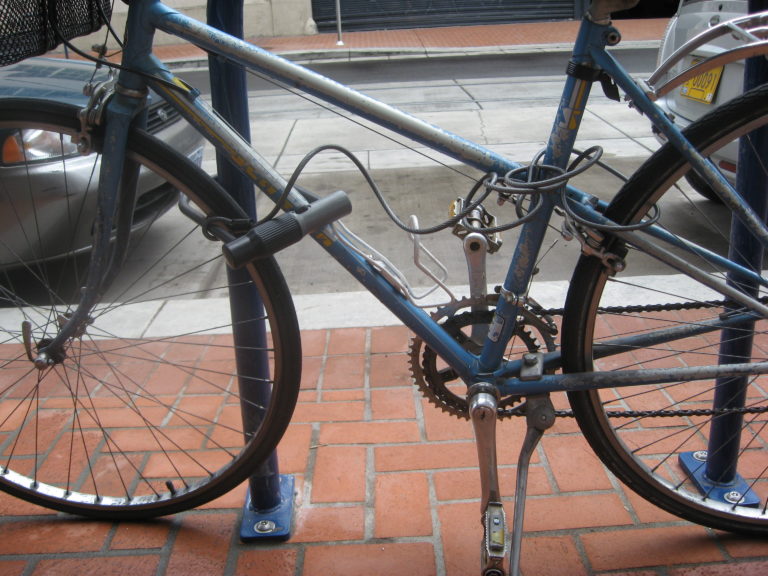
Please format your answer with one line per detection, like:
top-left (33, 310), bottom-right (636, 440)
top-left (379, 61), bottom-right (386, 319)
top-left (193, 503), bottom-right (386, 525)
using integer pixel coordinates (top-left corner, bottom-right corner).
top-left (0, 98), bottom-right (302, 519)
top-left (562, 83), bottom-right (768, 534)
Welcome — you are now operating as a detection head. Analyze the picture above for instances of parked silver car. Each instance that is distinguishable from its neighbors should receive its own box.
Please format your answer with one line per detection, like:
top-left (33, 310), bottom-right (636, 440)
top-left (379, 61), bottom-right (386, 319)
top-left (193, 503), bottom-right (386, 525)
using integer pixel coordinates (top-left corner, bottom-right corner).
top-left (0, 57), bottom-right (204, 268)
top-left (655, 0), bottom-right (748, 200)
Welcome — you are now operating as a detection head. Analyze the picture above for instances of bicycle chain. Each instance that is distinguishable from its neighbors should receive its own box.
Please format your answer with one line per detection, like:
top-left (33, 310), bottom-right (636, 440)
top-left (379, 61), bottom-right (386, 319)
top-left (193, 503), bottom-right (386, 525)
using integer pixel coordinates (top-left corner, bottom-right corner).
top-left (415, 295), bottom-right (768, 420)
top-left (546, 296), bottom-right (768, 419)
top-left (551, 406), bottom-right (768, 419)
top-left (532, 293), bottom-right (768, 318)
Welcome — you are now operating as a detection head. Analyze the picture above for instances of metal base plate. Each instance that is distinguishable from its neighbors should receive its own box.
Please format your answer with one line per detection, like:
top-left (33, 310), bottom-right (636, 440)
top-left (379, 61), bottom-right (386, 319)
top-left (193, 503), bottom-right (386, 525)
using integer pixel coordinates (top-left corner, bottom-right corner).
top-left (679, 451), bottom-right (760, 507)
top-left (239, 474), bottom-right (295, 542)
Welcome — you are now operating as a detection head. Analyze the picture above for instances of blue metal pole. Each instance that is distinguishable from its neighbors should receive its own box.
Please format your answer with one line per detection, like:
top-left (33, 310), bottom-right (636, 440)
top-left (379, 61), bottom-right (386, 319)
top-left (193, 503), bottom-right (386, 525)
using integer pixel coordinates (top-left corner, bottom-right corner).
top-left (207, 0), bottom-right (293, 540)
top-left (699, 0), bottom-right (768, 503)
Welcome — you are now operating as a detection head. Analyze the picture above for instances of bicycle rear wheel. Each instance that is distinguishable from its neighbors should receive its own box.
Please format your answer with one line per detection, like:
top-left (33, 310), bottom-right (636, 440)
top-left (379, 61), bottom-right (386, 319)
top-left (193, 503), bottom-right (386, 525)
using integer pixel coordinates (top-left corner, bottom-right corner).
top-left (562, 84), bottom-right (768, 533)
top-left (0, 98), bottom-right (301, 518)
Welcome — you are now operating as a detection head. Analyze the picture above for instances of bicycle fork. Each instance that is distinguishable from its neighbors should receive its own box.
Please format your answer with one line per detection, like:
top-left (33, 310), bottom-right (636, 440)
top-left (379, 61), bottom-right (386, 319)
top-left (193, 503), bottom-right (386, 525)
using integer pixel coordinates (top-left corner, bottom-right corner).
top-left (470, 386), bottom-right (555, 576)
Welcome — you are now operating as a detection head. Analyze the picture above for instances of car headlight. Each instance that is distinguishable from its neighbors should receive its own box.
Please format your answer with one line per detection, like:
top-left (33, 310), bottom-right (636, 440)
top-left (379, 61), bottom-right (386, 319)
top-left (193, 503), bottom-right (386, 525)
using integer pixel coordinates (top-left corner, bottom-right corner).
top-left (1, 129), bottom-right (79, 165)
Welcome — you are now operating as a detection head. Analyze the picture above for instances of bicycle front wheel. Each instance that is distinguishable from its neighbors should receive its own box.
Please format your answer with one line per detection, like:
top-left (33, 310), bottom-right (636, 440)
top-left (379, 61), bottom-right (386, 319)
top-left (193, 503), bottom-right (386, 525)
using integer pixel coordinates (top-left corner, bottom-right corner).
top-left (562, 84), bottom-right (768, 533)
top-left (0, 99), bottom-right (301, 518)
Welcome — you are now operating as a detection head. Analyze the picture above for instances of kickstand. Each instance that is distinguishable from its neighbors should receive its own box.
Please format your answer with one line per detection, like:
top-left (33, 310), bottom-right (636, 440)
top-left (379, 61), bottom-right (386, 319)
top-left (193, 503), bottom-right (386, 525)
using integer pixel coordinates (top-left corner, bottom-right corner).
top-left (509, 395), bottom-right (555, 576)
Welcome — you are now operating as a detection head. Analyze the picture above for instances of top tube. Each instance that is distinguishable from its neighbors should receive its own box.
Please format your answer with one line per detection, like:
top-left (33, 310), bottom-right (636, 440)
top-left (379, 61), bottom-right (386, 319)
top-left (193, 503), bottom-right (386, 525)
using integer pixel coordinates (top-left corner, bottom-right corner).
top-left (128, 0), bottom-right (524, 175)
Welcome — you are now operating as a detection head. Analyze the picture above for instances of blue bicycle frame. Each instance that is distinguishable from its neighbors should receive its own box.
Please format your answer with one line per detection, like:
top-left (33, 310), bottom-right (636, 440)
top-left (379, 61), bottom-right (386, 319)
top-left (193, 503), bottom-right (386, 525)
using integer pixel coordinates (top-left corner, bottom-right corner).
top-left (93, 0), bottom-right (768, 398)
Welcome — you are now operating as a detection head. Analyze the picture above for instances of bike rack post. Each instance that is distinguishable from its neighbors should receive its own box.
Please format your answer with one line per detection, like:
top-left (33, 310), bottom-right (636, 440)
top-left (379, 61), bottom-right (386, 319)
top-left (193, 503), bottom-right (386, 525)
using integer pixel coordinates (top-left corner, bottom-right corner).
top-left (679, 0), bottom-right (768, 507)
top-left (335, 0), bottom-right (344, 46)
top-left (207, 0), bottom-right (294, 541)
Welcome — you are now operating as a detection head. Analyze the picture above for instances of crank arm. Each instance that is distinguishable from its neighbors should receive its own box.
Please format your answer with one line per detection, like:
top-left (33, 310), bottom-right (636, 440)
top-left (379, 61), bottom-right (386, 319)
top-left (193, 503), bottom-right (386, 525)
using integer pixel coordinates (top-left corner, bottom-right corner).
top-left (470, 383), bottom-right (509, 576)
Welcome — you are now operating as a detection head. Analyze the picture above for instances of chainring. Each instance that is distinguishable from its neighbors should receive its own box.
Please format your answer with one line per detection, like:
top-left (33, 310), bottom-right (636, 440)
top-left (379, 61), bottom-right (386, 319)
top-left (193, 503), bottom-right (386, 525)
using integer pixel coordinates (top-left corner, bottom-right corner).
top-left (409, 296), bottom-right (556, 419)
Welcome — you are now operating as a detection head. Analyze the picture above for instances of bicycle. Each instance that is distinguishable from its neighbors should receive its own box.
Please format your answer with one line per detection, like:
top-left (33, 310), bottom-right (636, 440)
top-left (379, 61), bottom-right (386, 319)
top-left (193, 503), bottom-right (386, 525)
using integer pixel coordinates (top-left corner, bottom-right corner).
top-left (1, 0), bottom-right (767, 574)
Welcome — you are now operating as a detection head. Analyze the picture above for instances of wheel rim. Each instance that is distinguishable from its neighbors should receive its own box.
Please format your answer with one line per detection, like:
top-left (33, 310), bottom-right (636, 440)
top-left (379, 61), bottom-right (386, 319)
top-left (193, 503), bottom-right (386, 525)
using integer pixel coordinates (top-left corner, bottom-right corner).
top-left (565, 88), bottom-right (768, 531)
top-left (0, 103), bottom-right (299, 517)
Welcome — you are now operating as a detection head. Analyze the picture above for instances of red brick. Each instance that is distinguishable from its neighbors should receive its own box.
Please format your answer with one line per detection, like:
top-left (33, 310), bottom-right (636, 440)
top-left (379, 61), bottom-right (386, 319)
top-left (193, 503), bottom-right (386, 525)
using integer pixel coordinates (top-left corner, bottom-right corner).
top-left (375, 472), bottom-right (432, 538)
top-left (319, 421), bottom-right (421, 445)
top-left (142, 362), bottom-right (189, 394)
top-left (370, 325), bottom-right (412, 353)
top-left (293, 505), bottom-right (365, 542)
top-left (437, 501), bottom-right (485, 576)
top-left (520, 535), bottom-right (588, 576)
top-left (235, 548), bottom-right (298, 575)
top-left (198, 482), bottom-right (249, 511)
top-left (300, 355), bottom-right (322, 389)
top-left (421, 399), bottom-right (474, 441)
top-left (371, 387), bottom-right (417, 420)
top-left (9, 410), bottom-right (70, 456)
top-left (621, 485), bottom-right (681, 525)
top-left (81, 405), bottom-right (169, 429)
top-left (523, 493), bottom-right (633, 532)
top-left (321, 388), bottom-right (365, 401)
top-left (0, 560), bottom-right (26, 576)
top-left (370, 354), bottom-right (412, 387)
top-left (162, 334), bottom-right (209, 361)
top-left (187, 359), bottom-right (233, 393)
top-left (169, 395), bottom-right (224, 426)
top-left (311, 445), bottom-right (366, 503)
top-left (0, 520), bottom-right (109, 554)
top-left (0, 491), bottom-right (56, 517)
top-left (433, 465), bottom-right (550, 501)
top-left (376, 442), bottom-right (478, 472)
top-left (165, 512), bottom-right (237, 576)
top-left (322, 355), bottom-right (365, 389)
top-left (376, 435), bottom-right (534, 473)
top-left (582, 526), bottom-right (725, 571)
top-left (277, 423), bottom-right (313, 474)
top-left (144, 449), bottom-right (232, 478)
top-left (31, 556), bottom-right (160, 576)
top-left (595, 572), bottom-right (658, 576)
top-left (327, 327), bottom-right (366, 355)
top-left (303, 542), bottom-right (436, 576)
top-left (301, 329), bottom-right (327, 357)
top-left (291, 401), bottom-right (365, 422)
top-left (719, 534), bottom-right (768, 559)
top-left (298, 389), bottom-right (317, 402)
top-left (110, 522), bottom-right (171, 550)
top-left (198, 334), bottom-right (234, 362)
top-left (670, 561), bottom-right (768, 576)
top-left (108, 426), bottom-right (206, 452)
top-left (541, 434), bottom-right (613, 491)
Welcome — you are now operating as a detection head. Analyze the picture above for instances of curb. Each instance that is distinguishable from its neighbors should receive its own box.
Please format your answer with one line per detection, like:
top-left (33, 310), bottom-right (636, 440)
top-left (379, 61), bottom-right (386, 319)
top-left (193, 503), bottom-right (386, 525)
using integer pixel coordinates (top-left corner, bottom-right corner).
top-left (163, 39), bottom-right (661, 69)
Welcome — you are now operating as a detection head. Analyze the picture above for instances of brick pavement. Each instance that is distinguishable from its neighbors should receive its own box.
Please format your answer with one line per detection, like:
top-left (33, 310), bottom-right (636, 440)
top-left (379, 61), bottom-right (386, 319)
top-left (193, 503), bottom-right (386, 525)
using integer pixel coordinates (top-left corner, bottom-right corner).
top-left (107, 18), bottom-right (669, 64)
top-left (1, 324), bottom-right (767, 575)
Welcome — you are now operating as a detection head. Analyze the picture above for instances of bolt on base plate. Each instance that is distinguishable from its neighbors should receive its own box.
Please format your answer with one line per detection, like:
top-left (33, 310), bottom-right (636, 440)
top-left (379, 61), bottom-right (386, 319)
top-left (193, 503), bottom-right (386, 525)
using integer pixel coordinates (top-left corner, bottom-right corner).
top-left (239, 474), bottom-right (295, 542)
top-left (678, 451), bottom-right (760, 507)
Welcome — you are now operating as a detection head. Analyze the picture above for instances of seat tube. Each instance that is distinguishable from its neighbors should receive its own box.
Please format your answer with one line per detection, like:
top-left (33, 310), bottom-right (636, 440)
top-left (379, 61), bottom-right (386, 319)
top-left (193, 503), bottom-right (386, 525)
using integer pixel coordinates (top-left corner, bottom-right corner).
top-left (479, 20), bottom-right (599, 373)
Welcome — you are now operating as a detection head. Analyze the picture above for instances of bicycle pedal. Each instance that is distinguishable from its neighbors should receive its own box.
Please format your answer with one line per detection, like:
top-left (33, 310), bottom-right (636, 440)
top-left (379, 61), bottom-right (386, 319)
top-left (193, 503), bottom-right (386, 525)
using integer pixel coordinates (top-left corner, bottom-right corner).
top-left (482, 502), bottom-right (508, 576)
top-left (223, 190), bottom-right (351, 268)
